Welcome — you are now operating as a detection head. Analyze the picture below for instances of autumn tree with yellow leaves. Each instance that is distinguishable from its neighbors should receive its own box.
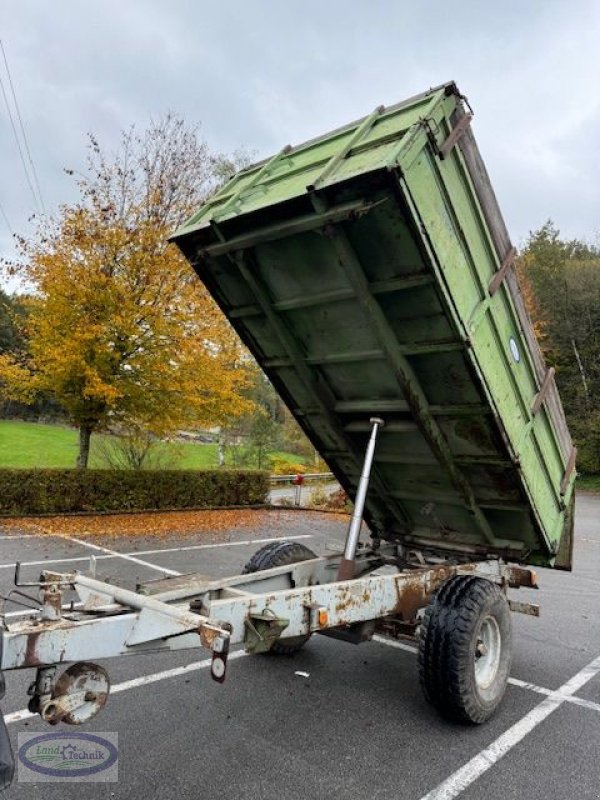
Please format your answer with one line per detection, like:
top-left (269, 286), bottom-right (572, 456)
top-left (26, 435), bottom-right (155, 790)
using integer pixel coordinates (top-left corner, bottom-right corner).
top-left (0, 116), bottom-right (252, 467)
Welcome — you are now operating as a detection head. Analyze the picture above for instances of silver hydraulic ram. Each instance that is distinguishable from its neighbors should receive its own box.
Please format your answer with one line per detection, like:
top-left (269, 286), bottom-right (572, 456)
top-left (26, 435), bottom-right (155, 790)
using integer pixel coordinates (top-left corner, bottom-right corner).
top-left (337, 417), bottom-right (384, 581)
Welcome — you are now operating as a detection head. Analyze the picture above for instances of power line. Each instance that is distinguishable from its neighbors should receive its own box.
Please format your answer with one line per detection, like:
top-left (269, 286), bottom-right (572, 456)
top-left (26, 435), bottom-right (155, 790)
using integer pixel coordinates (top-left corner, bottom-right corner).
top-left (0, 40), bottom-right (45, 213)
top-left (0, 71), bottom-right (39, 213)
top-left (0, 198), bottom-right (13, 237)
top-left (0, 43), bottom-right (41, 213)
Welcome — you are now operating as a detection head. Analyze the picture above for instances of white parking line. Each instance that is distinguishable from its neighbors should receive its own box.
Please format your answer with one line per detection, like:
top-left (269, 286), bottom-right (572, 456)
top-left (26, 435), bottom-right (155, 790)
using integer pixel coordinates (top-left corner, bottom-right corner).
top-left (125, 534), bottom-right (313, 558)
top-left (560, 693), bottom-right (600, 714)
top-left (110, 650), bottom-right (247, 693)
top-left (0, 534), bottom-right (314, 572)
top-left (5, 632), bottom-right (599, 730)
top-left (374, 636), bottom-right (600, 716)
top-left (508, 676), bottom-right (600, 713)
top-left (419, 652), bottom-right (600, 800)
top-left (3, 603), bottom-right (83, 620)
top-left (60, 535), bottom-right (181, 576)
top-left (0, 554), bottom-right (109, 570)
top-left (4, 650), bottom-right (249, 725)
top-left (1, 535), bottom-right (316, 621)
top-left (372, 634), bottom-right (417, 654)
top-left (3, 528), bottom-right (599, 765)
top-left (4, 708), bottom-right (33, 725)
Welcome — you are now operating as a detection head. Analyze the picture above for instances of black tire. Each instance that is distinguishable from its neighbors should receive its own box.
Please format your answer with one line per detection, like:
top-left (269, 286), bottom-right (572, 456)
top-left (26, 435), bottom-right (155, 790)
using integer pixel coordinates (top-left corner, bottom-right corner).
top-left (418, 575), bottom-right (512, 724)
top-left (242, 541), bottom-right (317, 655)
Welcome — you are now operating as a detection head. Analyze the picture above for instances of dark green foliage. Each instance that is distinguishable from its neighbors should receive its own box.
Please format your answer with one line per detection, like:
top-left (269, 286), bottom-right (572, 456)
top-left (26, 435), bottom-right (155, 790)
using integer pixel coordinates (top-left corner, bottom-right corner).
top-left (0, 290), bottom-right (63, 422)
top-left (518, 222), bottom-right (600, 473)
top-left (221, 371), bottom-right (287, 470)
top-left (0, 468), bottom-right (269, 515)
top-left (571, 413), bottom-right (600, 475)
top-left (0, 289), bottom-right (26, 354)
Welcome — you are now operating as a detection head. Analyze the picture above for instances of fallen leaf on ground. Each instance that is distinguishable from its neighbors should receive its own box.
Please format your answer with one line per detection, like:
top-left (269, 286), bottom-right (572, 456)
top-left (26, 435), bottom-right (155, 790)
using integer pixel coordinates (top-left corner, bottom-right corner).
top-left (0, 508), bottom-right (349, 540)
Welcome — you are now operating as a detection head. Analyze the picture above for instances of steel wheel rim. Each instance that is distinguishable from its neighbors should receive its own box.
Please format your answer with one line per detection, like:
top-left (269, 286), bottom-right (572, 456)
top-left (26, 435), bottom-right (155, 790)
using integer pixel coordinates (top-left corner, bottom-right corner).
top-left (474, 615), bottom-right (501, 690)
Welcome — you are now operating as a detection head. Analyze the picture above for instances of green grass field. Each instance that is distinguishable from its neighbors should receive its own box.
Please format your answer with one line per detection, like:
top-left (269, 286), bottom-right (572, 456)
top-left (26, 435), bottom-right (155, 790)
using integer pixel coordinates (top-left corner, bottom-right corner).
top-left (0, 420), bottom-right (303, 471)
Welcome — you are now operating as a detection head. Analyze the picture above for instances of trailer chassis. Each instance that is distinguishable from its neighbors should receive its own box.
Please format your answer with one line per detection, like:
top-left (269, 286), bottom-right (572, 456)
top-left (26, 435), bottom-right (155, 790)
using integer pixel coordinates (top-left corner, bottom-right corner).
top-left (1, 543), bottom-right (536, 705)
top-left (0, 418), bottom-right (539, 788)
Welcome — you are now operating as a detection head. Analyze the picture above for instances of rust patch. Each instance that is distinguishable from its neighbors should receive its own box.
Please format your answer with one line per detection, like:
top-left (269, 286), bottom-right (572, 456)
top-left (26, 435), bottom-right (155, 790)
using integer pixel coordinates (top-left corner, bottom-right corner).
top-left (508, 599), bottom-right (540, 616)
top-left (21, 624), bottom-right (71, 667)
top-left (198, 626), bottom-right (218, 650)
top-left (334, 589), bottom-right (350, 614)
top-left (42, 588), bottom-right (62, 618)
top-left (395, 578), bottom-right (427, 622)
top-left (25, 631), bottom-right (42, 667)
top-left (393, 565), bottom-right (456, 622)
top-left (506, 565), bottom-right (538, 589)
top-left (49, 662), bottom-right (110, 724)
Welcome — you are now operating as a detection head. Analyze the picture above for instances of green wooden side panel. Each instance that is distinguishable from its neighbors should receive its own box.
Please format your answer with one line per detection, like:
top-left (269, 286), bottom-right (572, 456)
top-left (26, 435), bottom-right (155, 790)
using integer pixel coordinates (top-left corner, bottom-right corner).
top-left (172, 82), bottom-right (575, 568)
top-left (176, 90), bottom-right (442, 235)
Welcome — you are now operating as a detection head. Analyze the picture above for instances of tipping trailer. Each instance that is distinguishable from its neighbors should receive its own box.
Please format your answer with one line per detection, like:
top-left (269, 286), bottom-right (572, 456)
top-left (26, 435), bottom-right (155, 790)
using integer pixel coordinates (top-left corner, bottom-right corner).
top-left (0, 82), bottom-right (576, 789)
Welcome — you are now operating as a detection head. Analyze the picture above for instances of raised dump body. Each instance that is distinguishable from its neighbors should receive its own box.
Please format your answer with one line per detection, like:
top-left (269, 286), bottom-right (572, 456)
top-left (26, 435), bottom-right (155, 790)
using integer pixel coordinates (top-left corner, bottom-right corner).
top-left (172, 81), bottom-right (575, 569)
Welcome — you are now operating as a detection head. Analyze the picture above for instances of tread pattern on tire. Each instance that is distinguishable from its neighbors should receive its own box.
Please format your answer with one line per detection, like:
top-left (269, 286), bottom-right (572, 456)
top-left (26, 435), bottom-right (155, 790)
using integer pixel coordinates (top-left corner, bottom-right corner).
top-left (418, 575), bottom-right (511, 724)
top-left (242, 541), bottom-right (317, 655)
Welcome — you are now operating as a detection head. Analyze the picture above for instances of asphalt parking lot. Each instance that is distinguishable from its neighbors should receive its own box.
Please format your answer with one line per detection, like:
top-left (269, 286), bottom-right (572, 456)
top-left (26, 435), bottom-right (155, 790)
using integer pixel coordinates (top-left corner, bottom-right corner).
top-left (0, 495), bottom-right (599, 799)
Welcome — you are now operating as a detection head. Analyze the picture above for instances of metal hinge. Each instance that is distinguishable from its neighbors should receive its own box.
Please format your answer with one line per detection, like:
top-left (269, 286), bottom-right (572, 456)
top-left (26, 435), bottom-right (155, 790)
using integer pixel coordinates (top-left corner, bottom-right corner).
top-left (531, 367), bottom-right (555, 416)
top-left (560, 447), bottom-right (577, 496)
top-left (423, 113), bottom-right (473, 160)
top-left (440, 114), bottom-right (473, 159)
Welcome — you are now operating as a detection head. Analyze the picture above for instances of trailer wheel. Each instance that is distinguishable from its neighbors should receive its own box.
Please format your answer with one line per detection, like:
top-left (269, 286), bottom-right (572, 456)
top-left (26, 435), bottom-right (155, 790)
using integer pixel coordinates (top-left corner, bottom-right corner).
top-left (242, 541), bottom-right (317, 655)
top-left (418, 575), bottom-right (511, 724)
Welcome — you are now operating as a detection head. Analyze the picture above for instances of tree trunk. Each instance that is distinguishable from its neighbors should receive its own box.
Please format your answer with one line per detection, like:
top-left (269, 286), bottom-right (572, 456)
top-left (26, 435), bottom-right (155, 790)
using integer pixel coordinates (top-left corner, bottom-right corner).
top-left (77, 425), bottom-right (93, 469)
top-left (571, 338), bottom-right (591, 411)
top-left (217, 429), bottom-right (225, 467)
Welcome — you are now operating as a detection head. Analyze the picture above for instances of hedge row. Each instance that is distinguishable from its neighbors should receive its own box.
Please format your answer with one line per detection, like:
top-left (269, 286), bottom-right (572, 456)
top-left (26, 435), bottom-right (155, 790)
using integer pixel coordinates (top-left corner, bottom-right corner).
top-left (0, 469), bottom-right (269, 515)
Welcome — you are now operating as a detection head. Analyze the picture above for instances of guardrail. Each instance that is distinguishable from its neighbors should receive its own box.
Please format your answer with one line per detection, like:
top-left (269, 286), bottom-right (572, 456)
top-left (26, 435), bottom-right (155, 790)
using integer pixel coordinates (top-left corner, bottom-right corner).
top-left (269, 472), bottom-right (334, 483)
top-left (269, 472), bottom-right (336, 506)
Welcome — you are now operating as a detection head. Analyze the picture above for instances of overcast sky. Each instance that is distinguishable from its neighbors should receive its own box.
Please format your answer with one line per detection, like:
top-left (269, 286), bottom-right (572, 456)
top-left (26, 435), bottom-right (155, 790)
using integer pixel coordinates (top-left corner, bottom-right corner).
top-left (1, 0), bottom-right (599, 281)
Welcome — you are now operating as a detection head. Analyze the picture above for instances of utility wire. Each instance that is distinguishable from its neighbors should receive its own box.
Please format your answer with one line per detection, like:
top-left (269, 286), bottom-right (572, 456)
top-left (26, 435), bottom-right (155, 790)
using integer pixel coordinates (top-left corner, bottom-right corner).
top-left (0, 198), bottom-right (13, 237)
top-left (0, 40), bottom-right (45, 213)
top-left (0, 43), bottom-right (41, 213)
